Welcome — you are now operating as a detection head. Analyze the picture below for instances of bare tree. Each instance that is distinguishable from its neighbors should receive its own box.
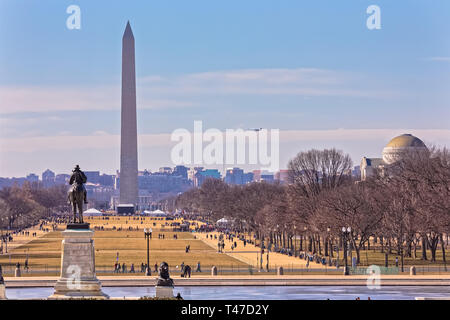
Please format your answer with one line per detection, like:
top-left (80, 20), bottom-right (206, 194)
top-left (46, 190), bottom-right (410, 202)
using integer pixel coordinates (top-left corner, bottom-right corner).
top-left (318, 182), bottom-right (383, 264)
top-left (288, 148), bottom-right (353, 197)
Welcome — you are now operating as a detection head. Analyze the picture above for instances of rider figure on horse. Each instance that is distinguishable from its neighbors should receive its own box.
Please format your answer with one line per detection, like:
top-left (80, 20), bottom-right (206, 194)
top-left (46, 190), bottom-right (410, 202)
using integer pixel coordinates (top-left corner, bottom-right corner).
top-left (69, 165), bottom-right (88, 204)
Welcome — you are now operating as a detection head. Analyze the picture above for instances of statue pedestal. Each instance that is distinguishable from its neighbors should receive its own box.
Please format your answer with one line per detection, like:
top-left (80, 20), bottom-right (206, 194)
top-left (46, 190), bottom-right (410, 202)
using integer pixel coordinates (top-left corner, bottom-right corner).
top-left (48, 227), bottom-right (108, 300)
top-left (155, 286), bottom-right (174, 298)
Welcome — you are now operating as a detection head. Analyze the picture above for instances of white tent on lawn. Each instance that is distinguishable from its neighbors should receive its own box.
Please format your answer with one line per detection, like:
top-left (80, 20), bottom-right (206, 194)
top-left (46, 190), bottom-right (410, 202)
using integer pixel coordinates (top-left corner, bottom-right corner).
top-left (217, 217), bottom-right (230, 224)
top-left (144, 209), bottom-right (167, 217)
top-left (83, 208), bottom-right (103, 216)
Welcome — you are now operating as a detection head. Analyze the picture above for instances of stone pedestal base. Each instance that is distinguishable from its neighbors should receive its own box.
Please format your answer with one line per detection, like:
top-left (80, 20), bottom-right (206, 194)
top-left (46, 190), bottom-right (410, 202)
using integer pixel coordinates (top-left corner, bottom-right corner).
top-left (49, 278), bottom-right (108, 300)
top-left (155, 286), bottom-right (174, 298)
top-left (0, 283), bottom-right (6, 300)
top-left (48, 228), bottom-right (108, 300)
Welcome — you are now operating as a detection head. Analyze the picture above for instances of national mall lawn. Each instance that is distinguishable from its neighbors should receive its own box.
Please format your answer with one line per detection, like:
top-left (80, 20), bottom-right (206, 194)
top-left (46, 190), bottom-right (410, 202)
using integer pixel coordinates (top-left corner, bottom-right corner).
top-left (0, 216), bottom-right (448, 276)
top-left (0, 216), bottom-right (247, 275)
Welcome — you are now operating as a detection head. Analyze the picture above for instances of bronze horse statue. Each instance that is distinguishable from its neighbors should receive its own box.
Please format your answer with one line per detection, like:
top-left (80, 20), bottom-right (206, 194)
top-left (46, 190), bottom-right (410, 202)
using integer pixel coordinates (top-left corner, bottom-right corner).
top-left (68, 165), bottom-right (87, 224)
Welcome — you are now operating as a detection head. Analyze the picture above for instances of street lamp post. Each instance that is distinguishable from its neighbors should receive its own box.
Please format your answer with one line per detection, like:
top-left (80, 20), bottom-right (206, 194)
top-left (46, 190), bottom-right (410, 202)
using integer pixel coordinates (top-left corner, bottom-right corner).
top-left (144, 228), bottom-right (152, 276)
top-left (260, 239), bottom-right (264, 272)
top-left (259, 228), bottom-right (264, 272)
top-left (342, 226), bottom-right (351, 276)
top-left (276, 225), bottom-right (279, 249)
top-left (293, 225), bottom-right (297, 257)
top-left (336, 244), bottom-right (340, 268)
top-left (326, 226), bottom-right (331, 257)
top-left (304, 226), bottom-right (309, 253)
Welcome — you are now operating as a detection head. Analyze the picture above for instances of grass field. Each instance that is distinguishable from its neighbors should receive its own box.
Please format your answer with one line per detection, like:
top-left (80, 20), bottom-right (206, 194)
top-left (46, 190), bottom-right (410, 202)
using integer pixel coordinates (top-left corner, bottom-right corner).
top-left (0, 217), bottom-right (247, 273)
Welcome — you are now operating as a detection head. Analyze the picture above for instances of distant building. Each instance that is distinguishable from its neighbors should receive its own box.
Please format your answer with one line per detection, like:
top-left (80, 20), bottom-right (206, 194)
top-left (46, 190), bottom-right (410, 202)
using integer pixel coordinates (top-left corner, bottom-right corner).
top-left (42, 169), bottom-right (55, 187)
top-left (110, 189), bottom-right (170, 211)
top-left (42, 169), bottom-right (55, 181)
top-left (138, 173), bottom-right (190, 193)
top-left (188, 167), bottom-right (202, 181)
top-left (261, 173), bottom-right (274, 183)
top-left (173, 165), bottom-right (189, 179)
top-left (225, 167), bottom-right (244, 185)
top-left (159, 167), bottom-right (173, 174)
top-left (0, 177), bottom-right (26, 188)
top-left (360, 157), bottom-right (384, 181)
top-left (26, 173), bottom-right (39, 183)
top-left (114, 170), bottom-right (120, 190)
top-left (55, 174), bottom-right (70, 185)
top-left (352, 166), bottom-right (361, 179)
top-left (84, 171), bottom-right (100, 184)
top-left (188, 167), bottom-right (204, 186)
top-left (275, 170), bottom-right (290, 184)
top-left (98, 174), bottom-right (114, 187)
top-left (86, 185), bottom-right (114, 209)
top-left (243, 172), bottom-right (254, 184)
top-left (252, 170), bottom-right (274, 183)
top-left (196, 169), bottom-right (221, 187)
top-left (110, 166), bottom-right (192, 210)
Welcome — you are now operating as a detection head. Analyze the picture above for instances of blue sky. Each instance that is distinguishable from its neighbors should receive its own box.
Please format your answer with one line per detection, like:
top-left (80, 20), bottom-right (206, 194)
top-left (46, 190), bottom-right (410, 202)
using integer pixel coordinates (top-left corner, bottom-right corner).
top-left (0, 1), bottom-right (449, 177)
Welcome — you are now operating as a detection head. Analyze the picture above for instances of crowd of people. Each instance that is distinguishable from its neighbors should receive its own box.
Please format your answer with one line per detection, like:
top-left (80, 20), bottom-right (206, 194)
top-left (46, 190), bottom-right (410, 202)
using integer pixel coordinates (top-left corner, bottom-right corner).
top-left (1, 216), bottom-right (60, 255)
top-left (205, 228), bottom-right (341, 269)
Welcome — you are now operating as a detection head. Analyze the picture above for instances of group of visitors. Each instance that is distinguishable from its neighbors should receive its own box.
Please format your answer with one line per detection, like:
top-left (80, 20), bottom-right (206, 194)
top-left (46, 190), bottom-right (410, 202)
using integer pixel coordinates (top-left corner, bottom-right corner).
top-left (208, 234), bottom-right (218, 240)
top-left (177, 261), bottom-right (202, 277)
top-left (140, 263), bottom-right (149, 273)
top-left (113, 262), bottom-right (139, 273)
top-left (180, 262), bottom-right (191, 278)
top-left (217, 240), bottom-right (225, 253)
top-left (300, 252), bottom-right (336, 268)
top-left (114, 262), bottom-right (134, 273)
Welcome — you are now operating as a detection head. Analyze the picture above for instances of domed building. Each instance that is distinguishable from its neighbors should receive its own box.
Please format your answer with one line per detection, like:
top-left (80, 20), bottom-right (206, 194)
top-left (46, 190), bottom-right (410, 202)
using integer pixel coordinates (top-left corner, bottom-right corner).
top-left (382, 134), bottom-right (428, 165)
top-left (361, 134), bottom-right (428, 180)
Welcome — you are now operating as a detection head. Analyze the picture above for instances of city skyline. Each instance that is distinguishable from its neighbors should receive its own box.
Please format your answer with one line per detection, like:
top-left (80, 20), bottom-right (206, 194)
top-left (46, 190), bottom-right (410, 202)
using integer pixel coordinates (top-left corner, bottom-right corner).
top-left (1, 1), bottom-right (449, 177)
top-left (0, 165), bottom-right (281, 181)
top-left (0, 128), bottom-right (449, 178)
top-left (119, 21), bottom-right (139, 206)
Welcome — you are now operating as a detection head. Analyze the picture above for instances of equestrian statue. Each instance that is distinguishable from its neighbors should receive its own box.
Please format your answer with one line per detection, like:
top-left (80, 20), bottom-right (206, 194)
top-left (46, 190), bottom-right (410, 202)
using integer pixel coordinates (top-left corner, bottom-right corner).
top-left (68, 165), bottom-right (88, 224)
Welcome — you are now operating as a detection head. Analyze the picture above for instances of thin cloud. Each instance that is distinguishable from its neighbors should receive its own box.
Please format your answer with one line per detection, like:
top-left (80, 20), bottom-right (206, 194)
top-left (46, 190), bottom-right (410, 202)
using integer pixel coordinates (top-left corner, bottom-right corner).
top-left (0, 86), bottom-right (193, 114)
top-left (142, 68), bottom-right (394, 98)
top-left (1, 128), bottom-right (448, 153)
top-left (426, 57), bottom-right (450, 62)
top-left (0, 68), bottom-right (395, 114)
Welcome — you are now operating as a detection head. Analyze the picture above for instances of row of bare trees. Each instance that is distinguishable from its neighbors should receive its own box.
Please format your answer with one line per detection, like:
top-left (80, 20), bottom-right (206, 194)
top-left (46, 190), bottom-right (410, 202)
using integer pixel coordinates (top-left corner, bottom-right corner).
top-left (0, 182), bottom-right (69, 231)
top-left (175, 147), bottom-right (450, 268)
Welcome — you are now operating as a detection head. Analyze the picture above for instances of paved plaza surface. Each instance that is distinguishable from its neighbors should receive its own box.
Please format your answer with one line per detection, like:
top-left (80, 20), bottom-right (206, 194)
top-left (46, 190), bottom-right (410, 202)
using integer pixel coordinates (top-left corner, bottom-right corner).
top-left (5, 285), bottom-right (450, 300)
top-left (4, 274), bottom-right (450, 287)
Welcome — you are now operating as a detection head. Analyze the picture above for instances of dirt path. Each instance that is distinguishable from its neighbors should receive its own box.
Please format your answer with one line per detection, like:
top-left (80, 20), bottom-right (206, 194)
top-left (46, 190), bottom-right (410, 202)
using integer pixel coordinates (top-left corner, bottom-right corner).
top-left (197, 231), bottom-right (330, 269)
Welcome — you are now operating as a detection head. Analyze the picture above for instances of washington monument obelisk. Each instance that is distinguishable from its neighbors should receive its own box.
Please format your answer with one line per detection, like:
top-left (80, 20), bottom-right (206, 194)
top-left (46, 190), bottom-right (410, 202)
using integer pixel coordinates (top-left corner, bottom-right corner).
top-left (119, 21), bottom-right (138, 207)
